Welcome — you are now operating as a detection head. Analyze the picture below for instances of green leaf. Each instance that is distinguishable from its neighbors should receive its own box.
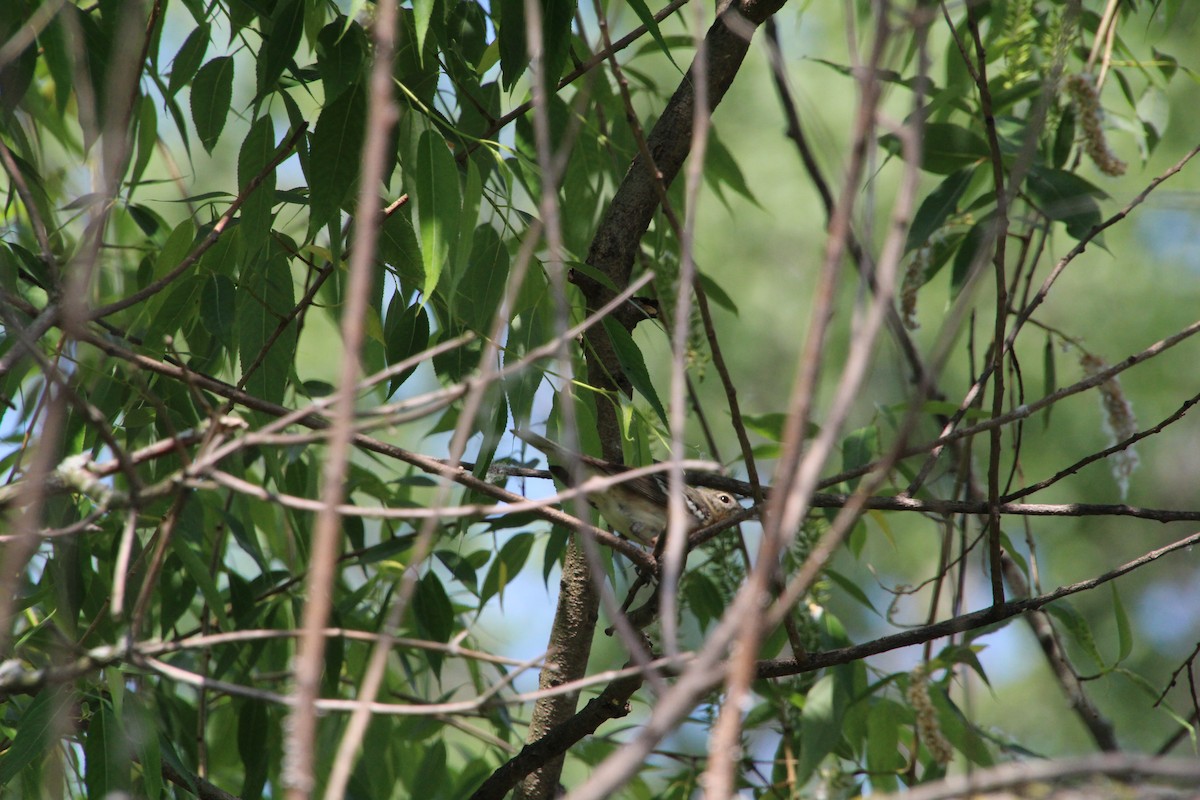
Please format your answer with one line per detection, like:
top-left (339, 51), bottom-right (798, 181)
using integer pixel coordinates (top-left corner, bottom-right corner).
top-left (697, 271), bottom-right (738, 315)
top-left (1042, 334), bottom-right (1056, 428)
top-left (704, 127), bottom-right (758, 208)
top-left (378, 211), bottom-right (424, 292)
top-left (170, 535), bottom-right (232, 630)
top-left (825, 568), bottom-right (878, 613)
top-left (883, 122), bottom-right (988, 174)
top-left (481, 533), bottom-right (535, 608)
top-left (84, 701), bottom-right (125, 797)
top-left (1052, 106), bottom-right (1076, 169)
top-left (1045, 601), bottom-right (1106, 670)
top-left (865, 699), bottom-right (905, 793)
top-left (949, 217), bottom-right (990, 298)
top-left (146, 274), bottom-right (204, 348)
top-left (453, 225), bottom-right (510, 332)
top-left (564, 260), bottom-right (619, 293)
top-left (0, 17), bottom-right (36, 115)
top-left (1111, 583), bottom-right (1133, 662)
top-left (258, 0), bottom-right (305, 95)
top-left (129, 700), bottom-right (162, 799)
top-left (454, 157), bottom-right (484, 279)
top-left (625, 0), bottom-right (679, 70)
top-left (201, 273), bottom-right (237, 347)
top-left (308, 81), bottom-right (365, 233)
top-left (39, 15), bottom-right (73, 112)
top-left (742, 412), bottom-right (789, 442)
top-left (601, 317), bottom-right (668, 427)
top-left (683, 572), bottom-right (725, 629)
top-left (797, 674), bottom-right (841, 782)
top-left (412, 0), bottom-right (437, 66)
top-left (0, 691), bottom-right (62, 786)
top-left (541, 0), bottom-right (576, 90)
top-left (130, 95), bottom-right (158, 192)
top-left (415, 129), bottom-right (461, 302)
top-left (445, 0), bottom-right (489, 68)
top-left (237, 252), bottom-right (297, 408)
top-left (191, 56), bottom-right (234, 153)
top-left (238, 114), bottom-right (278, 259)
top-left (1025, 166), bottom-right (1104, 241)
top-left (929, 688), bottom-right (994, 766)
top-left (1152, 46), bottom-right (1178, 82)
top-left (316, 19), bottom-right (367, 102)
top-left (156, 218), bottom-right (197, 282)
top-left (412, 739), bottom-right (447, 796)
top-left (840, 425), bottom-right (877, 490)
top-left (906, 167), bottom-right (973, 251)
top-left (384, 296), bottom-right (431, 396)
top-left (237, 700), bottom-right (269, 800)
top-left (414, 571), bottom-right (454, 678)
top-left (498, 0), bottom-right (528, 90)
top-left (168, 23), bottom-right (210, 97)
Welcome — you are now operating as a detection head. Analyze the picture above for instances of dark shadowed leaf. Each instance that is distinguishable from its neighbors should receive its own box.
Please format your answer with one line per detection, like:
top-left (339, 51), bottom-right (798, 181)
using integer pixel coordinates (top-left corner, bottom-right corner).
top-left (308, 81), bottom-right (365, 233)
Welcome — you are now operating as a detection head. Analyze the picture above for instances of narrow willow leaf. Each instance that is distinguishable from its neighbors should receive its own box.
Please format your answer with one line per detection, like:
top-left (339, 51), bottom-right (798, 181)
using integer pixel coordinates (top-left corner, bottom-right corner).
top-left (257, 0), bottom-right (305, 95)
top-left (191, 56), bottom-right (234, 153)
top-left (156, 218), bottom-right (197, 282)
top-left (625, 0), bottom-right (679, 70)
top-left (797, 674), bottom-right (841, 782)
top-left (237, 700), bottom-right (269, 800)
top-left (1112, 584), bottom-right (1133, 662)
top-left (308, 81), bottom-right (365, 233)
top-left (237, 114), bottom-right (277, 259)
top-left (949, 218), bottom-right (990, 298)
top-left (1042, 334), bottom-right (1056, 428)
top-left (130, 95), bottom-right (158, 191)
top-left (481, 532), bottom-right (535, 608)
top-left (601, 317), bottom-right (668, 427)
top-left (865, 700), bottom-right (904, 793)
top-left (415, 129), bottom-right (461, 302)
top-left (200, 273), bottom-right (237, 346)
top-left (497, 0), bottom-right (527, 90)
top-left (882, 122), bottom-right (988, 174)
top-left (906, 167), bottom-right (973, 251)
top-left (237, 253), bottom-right (296, 408)
top-left (170, 536), bottom-right (232, 630)
top-left (384, 296), bottom-right (431, 396)
top-left (453, 225), bottom-right (509, 332)
top-left (168, 22), bottom-right (210, 97)
top-left (316, 19), bottom-right (366, 102)
top-left (541, 0), bottom-right (576, 90)
top-left (0, 691), bottom-right (60, 786)
top-left (412, 0), bottom-right (436, 65)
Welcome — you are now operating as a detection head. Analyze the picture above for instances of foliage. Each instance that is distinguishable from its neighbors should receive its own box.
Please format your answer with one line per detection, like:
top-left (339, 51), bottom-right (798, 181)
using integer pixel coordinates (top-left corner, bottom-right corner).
top-left (1, 0), bottom-right (1200, 798)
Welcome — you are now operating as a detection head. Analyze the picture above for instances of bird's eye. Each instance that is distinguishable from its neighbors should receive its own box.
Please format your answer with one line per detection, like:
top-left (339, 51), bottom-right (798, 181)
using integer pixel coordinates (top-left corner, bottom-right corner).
top-left (720, 494), bottom-right (732, 504)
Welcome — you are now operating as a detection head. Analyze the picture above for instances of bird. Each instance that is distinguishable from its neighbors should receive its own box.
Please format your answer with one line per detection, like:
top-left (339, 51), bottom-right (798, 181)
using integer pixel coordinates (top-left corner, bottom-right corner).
top-left (513, 428), bottom-right (741, 545)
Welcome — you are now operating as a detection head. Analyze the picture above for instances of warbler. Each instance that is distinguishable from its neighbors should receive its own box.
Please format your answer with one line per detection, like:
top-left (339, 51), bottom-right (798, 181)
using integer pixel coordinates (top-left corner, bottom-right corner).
top-left (513, 429), bottom-right (741, 545)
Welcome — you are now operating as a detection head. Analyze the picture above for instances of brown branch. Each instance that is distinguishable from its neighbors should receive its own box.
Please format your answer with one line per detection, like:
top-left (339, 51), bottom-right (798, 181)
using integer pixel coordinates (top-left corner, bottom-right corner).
top-left (1001, 553), bottom-right (1119, 751)
top-left (871, 754), bottom-right (1200, 800)
top-left (757, 529), bottom-right (1200, 679)
top-left (1005, 388), bottom-right (1200, 503)
top-left (907, 135), bottom-right (1200, 494)
top-left (284, 1), bottom-right (398, 791)
top-left (469, 672), bottom-right (644, 800)
top-left (966, 2), bottom-right (1014, 609)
